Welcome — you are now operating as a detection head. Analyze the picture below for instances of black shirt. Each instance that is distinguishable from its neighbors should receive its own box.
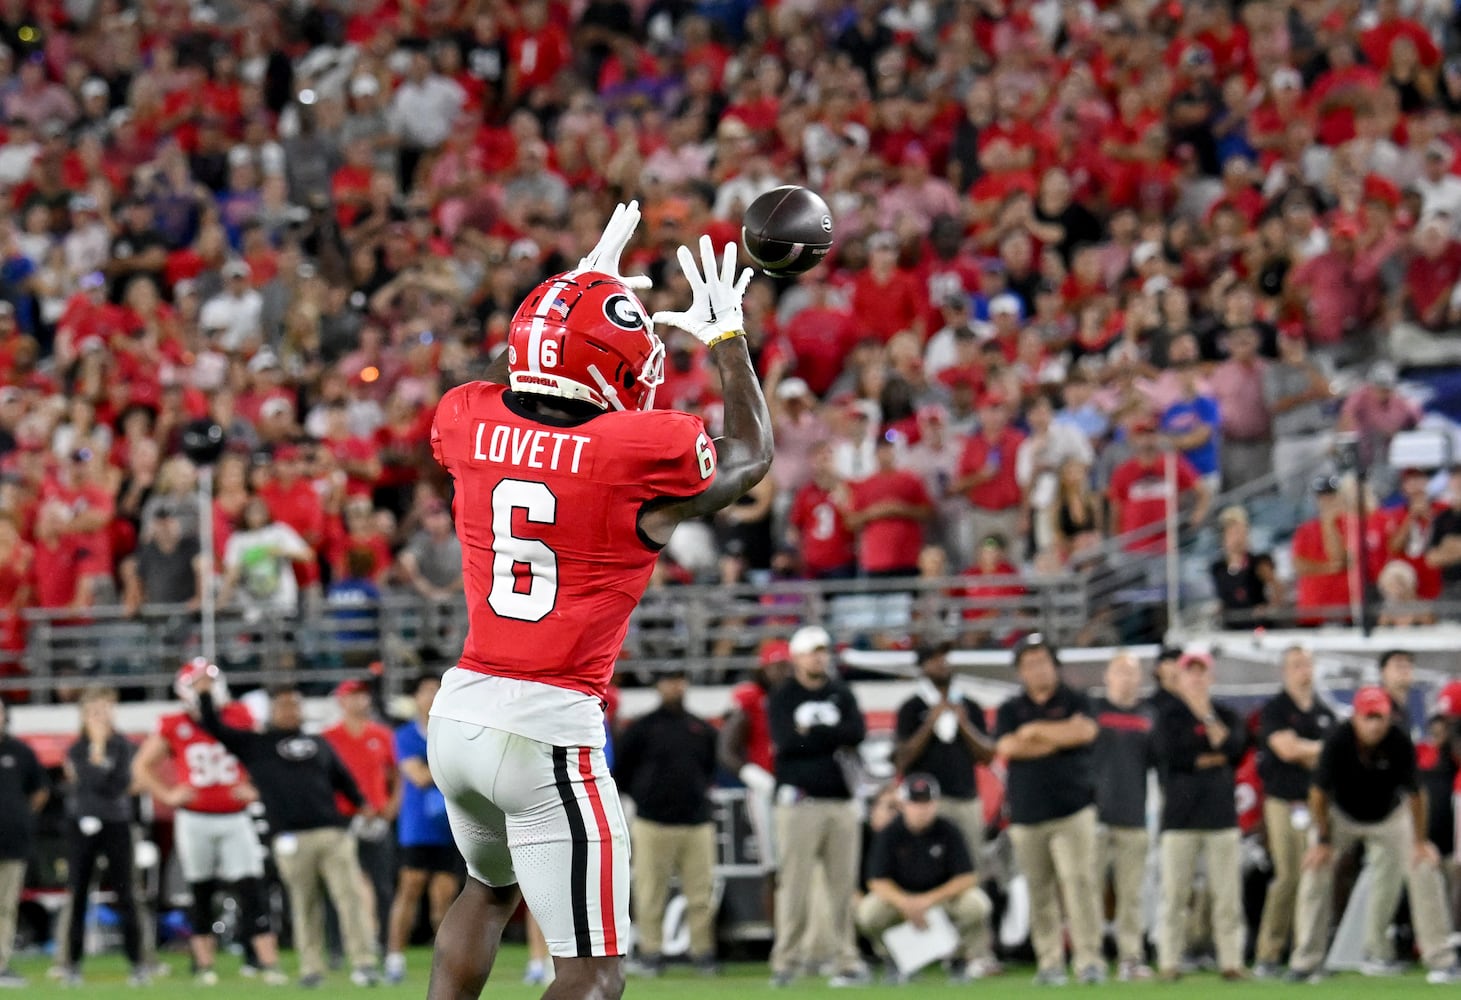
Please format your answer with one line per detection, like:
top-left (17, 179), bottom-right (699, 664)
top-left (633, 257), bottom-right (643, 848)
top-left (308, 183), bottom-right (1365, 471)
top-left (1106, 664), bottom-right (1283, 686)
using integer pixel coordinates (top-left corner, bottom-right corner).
top-left (136, 537), bottom-right (201, 605)
top-left (614, 704), bottom-right (716, 826)
top-left (0, 734), bottom-right (46, 860)
top-left (199, 692), bottom-right (362, 833)
top-left (768, 676), bottom-right (866, 800)
top-left (1420, 736), bottom-right (1457, 854)
top-left (1257, 690), bottom-right (1337, 803)
top-left (865, 815), bottom-right (973, 895)
top-left (994, 684), bottom-right (1095, 825)
top-left (1154, 698), bottom-right (1247, 831)
top-left (1210, 552), bottom-right (1266, 627)
top-left (1431, 508), bottom-right (1461, 584)
top-left (1315, 721), bottom-right (1418, 824)
top-left (1091, 696), bottom-right (1155, 829)
top-left (66, 733), bottom-right (135, 824)
top-left (894, 692), bottom-right (987, 801)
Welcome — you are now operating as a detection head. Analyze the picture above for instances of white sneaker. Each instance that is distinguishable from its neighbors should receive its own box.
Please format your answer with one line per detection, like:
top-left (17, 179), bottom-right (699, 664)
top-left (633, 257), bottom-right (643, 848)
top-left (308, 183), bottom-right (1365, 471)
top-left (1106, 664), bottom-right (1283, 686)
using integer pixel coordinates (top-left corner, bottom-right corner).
top-left (196, 969), bottom-right (219, 986)
top-left (1427, 965), bottom-right (1461, 985)
top-left (1360, 958), bottom-right (1406, 977)
top-left (260, 968), bottom-right (290, 986)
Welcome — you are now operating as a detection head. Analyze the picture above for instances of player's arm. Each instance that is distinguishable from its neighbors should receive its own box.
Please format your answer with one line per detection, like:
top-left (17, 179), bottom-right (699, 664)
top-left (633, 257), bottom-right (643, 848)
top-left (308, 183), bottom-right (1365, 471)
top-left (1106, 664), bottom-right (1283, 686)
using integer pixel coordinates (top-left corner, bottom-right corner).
top-left (399, 755), bottom-right (432, 789)
top-left (131, 732), bottom-right (194, 808)
top-left (641, 239), bottom-right (773, 546)
top-left (717, 708), bottom-right (751, 773)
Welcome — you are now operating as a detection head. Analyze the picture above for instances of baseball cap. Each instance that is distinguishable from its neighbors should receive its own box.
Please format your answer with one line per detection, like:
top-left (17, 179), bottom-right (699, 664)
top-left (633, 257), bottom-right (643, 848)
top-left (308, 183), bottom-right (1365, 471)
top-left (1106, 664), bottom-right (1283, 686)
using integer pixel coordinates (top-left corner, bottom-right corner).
top-left (350, 74), bottom-right (380, 98)
top-left (788, 625), bottom-right (833, 656)
top-left (1132, 241), bottom-right (1162, 267)
top-left (1353, 686), bottom-right (1392, 719)
top-left (223, 258), bottom-right (251, 279)
top-left (81, 77), bottom-right (109, 100)
top-left (334, 678), bottom-right (370, 698)
top-left (248, 349), bottom-right (280, 373)
top-left (1435, 680), bottom-right (1461, 718)
top-left (1178, 649), bottom-right (1214, 671)
top-left (989, 293), bottom-right (1022, 318)
top-left (758, 639), bottom-right (792, 668)
top-left (1369, 360), bottom-right (1399, 388)
top-left (260, 397), bottom-right (292, 419)
top-left (1271, 67), bottom-right (1303, 91)
top-left (1012, 632), bottom-right (1059, 667)
top-left (902, 773), bottom-right (941, 803)
top-left (776, 377), bottom-right (811, 401)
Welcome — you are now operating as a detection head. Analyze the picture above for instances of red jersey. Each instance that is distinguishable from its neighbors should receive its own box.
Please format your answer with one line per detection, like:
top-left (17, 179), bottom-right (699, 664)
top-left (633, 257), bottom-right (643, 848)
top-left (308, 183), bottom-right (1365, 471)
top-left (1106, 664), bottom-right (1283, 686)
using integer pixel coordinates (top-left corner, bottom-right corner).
top-left (1108, 454), bottom-right (1200, 553)
top-left (322, 720), bottom-right (396, 816)
top-left (1292, 515), bottom-right (1355, 613)
top-left (787, 481), bottom-right (856, 576)
top-left (431, 382), bottom-right (714, 701)
top-left (729, 680), bottom-right (775, 773)
top-left (847, 469), bottom-right (930, 573)
top-left (957, 428), bottom-right (1025, 511)
top-left (157, 703), bottom-right (255, 814)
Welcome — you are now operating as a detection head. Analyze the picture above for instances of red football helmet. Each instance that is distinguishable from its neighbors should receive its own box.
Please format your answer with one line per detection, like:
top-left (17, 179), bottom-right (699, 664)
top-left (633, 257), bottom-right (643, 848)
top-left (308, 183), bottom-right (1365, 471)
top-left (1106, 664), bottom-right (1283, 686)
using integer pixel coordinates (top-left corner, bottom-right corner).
top-left (506, 270), bottom-right (665, 412)
top-left (1437, 680), bottom-right (1461, 719)
top-left (175, 657), bottom-right (228, 708)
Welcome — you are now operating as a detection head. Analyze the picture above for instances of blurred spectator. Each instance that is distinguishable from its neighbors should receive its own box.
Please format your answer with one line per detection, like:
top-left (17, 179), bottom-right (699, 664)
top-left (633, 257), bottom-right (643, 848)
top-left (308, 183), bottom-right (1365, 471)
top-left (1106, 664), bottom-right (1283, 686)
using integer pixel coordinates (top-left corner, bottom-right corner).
top-left (1253, 647), bottom-right (1336, 978)
top-left (768, 626), bottom-right (869, 988)
top-left (390, 50), bottom-right (466, 190)
top-left (1208, 326), bottom-right (1271, 489)
top-left (1153, 651), bottom-right (1247, 982)
top-left (219, 496), bottom-right (312, 618)
top-left (1292, 476), bottom-right (1355, 624)
top-left (1290, 687), bottom-right (1460, 984)
top-left (1338, 361), bottom-right (1420, 474)
top-left (786, 441), bottom-right (856, 580)
top-left (321, 679), bottom-right (398, 961)
top-left (397, 497), bottom-right (464, 602)
top-left (719, 640), bottom-right (792, 871)
top-left (893, 641), bottom-right (994, 873)
top-left (1159, 358), bottom-right (1220, 494)
top-left (1378, 560), bottom-right (1437, 626)
top-left (1210, 506), bottom-right (1280, 629)
top-left (1091, 651), bottom-right (1154, 983)
top-left (856, 774), bottom-right (993, 984)
top-left (1107, 415), bottom-right (1210, 555)
top-left (954, 535), bottom-right (1023, 647)
top-left (385, 675), bottom-right (460, 985)
top-left (1426, 468), bottom-right (1461, 609)
top-left (901, 405), bottom-right (966, 558)
top-left (60, 687), bottom-right (144, 986)
top-left (993, 636), bottom-right (1103, 986)
top-left (844, 434), bottom-right (932, 578)
top-left (617, 669), bottom-right (719, 976)
top-left (1263, 330), bottom-right (1334, 507)
top-left (0, 699), bottom-right (47, 988)
top-left (1391, 215), bottom-right (1461, 368)
top-left (954, 394), bottom-right (1024, 567)
top-left (1374, 467), bottom-right (1445, 602)
top-left (119, 502), bottom-right (201, 615)
top-left (1379, 649), bottom-right (1419, 735)
top-left (1016, 393), bottom-right (1093, 560)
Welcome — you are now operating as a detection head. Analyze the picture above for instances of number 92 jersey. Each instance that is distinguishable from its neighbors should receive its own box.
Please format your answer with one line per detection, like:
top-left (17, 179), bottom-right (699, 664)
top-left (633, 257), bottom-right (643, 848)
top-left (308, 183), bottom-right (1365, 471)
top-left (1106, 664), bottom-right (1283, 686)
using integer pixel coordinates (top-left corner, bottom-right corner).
top-left (431, 382), bottom-right (716, 703)
top-left (157, 702), bottom-right (255, 813)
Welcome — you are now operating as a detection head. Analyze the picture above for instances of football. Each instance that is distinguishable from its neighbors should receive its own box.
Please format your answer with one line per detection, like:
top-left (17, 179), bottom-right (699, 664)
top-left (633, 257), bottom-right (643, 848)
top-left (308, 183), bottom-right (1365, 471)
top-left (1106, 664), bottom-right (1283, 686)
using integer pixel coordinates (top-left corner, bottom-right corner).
top-left (741, 185), bottom-right (835, 277)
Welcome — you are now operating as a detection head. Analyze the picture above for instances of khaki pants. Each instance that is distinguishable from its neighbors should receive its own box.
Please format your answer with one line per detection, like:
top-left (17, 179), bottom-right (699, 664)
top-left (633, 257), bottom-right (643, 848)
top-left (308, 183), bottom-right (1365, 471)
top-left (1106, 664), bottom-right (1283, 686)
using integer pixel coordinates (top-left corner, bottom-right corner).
top-left (1008, 806), bottom-right (1102, 973)
top-left (771, 800), bottom-right (862, 976)
top-left (273, 828), bottom-right (375, 977)
top-left (1097, 824), bottom-right (1149, 964)
top-left (0, 860), bottom-right (21, 971)
top-left (1256, 798), bottom-right (1309, 965)
top-left (940, 797), bottom-right (984, 862)
top-left (630, 819), bottom-right (715, 957)
top-left (1158, 828), bottom-right (1243, 973)
top-left (855, 886), bottom-right (992, 961)
top-left (1292, 804), bottom-right (1455, 972)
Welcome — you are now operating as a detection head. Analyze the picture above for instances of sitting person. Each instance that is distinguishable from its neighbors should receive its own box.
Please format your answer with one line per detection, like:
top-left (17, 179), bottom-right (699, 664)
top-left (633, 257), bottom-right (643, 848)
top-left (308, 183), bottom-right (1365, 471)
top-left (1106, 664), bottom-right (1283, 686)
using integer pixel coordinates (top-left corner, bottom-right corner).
top-left (1377, 559), bottom-right (1436, 627)
top-left (855, 774), bottom-right (994, 983)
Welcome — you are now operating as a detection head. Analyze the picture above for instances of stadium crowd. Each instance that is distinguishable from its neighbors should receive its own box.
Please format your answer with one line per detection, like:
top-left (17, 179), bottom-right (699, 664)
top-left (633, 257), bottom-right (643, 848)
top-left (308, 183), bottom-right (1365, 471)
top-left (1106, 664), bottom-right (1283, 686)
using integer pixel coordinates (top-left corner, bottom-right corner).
top-left (0, 0), bottom-right (1460, 667)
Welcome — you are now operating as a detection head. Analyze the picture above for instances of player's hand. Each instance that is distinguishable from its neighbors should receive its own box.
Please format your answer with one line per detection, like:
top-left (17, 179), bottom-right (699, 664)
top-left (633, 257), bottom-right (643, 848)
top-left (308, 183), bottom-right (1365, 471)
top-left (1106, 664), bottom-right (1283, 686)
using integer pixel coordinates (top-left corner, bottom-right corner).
top-left (163, 785), bottom-right (196, 808)
top-left (232, 782), bottom-right (259, 805)
top-left (1414, 840), bottom-right (1441, 868)
top-left (652, 235), bottom-right (753, 348)
top-left (739, 763), bottom-right (776, 796)
top-left (191, 671), bottom-right (214, 695)
top-left (900, 897), bottom-right (929, 930)
top-left (578, 200), bottom-right (652, 290)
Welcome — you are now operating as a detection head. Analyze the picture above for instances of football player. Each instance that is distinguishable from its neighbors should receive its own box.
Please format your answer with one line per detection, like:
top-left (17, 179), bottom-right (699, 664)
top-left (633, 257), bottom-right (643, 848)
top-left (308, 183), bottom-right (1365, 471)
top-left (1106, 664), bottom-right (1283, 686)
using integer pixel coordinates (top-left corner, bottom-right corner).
top-left (132, 659), bottom-right (288, 985)
top-left (425, 203), bottom-right (774, 1000)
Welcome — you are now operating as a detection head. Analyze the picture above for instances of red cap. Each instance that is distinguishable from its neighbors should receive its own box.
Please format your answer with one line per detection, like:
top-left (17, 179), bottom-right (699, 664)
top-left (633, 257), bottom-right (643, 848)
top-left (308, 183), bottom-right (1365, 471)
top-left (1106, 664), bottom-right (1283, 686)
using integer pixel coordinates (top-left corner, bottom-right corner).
top-left (1331, 215), bottom-right (1361, 239)
top-left (759, 639), bottom-right (792, 668)
top-left (334, 678), bottom-right (370, 698)
top-left (1437, 681), bottom-right (1461, 718)
top-left (977, 390), bottom-right (1007, 410)
top-left (1353, 686), bottom-right (1392, 718)
top-left (1363, 174), bottom-right (1401, 210)
top-left (1178, 649), bottom-right (1213, 671)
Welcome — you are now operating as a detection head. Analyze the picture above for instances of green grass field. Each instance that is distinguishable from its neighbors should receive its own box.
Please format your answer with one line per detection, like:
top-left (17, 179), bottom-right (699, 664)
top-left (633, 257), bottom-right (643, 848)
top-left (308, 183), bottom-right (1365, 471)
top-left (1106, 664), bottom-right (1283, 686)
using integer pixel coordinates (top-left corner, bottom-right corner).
top-left (7, 946), bottom-right (1458, 997)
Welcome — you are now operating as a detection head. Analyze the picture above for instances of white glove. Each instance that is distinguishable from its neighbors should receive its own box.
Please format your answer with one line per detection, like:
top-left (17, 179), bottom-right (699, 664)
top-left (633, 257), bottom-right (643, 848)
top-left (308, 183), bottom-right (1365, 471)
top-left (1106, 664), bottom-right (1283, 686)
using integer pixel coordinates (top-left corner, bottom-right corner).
top-left (739, 763), bottom-right (776, 796)
top-left (577, 200), bottom-right (652, 290)
top-left (652, 235), bottom-right (753, 347)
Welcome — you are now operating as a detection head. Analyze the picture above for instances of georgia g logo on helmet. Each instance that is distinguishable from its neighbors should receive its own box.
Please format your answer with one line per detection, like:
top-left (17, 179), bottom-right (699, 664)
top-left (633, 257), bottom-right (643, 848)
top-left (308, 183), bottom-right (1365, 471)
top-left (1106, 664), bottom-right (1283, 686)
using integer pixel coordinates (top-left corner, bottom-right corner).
top-left (603, 293), bottom-right (647, 331)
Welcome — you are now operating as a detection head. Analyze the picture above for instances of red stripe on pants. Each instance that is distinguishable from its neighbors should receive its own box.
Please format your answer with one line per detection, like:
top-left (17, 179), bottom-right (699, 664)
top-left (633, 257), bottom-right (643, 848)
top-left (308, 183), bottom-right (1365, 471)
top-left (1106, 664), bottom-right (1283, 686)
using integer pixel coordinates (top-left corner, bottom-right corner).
top-left (577, 746), bottom-right (619, 955)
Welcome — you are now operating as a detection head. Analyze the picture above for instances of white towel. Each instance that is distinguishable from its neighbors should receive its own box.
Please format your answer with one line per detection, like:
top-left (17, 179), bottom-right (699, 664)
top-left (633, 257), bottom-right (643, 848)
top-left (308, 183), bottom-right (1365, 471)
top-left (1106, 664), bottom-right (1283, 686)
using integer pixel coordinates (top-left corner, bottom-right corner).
top-left (916, 679), bottom-right (963, 743)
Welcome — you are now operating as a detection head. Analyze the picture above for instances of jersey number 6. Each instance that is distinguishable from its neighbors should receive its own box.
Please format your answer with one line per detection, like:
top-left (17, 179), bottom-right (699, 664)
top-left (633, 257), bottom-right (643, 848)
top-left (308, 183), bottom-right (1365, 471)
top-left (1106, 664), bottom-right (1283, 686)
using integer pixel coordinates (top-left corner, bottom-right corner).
top-left (488, 479), bottom-right (559, 622)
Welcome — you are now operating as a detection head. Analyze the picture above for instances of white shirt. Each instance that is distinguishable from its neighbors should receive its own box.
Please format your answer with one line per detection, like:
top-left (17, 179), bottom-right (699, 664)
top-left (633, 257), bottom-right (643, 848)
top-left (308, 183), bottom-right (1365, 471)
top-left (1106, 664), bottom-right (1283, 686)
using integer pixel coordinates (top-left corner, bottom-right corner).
top-left (199, 289), bottom-right (264, 352)
top-left (714, 170), bottom-right (783, 219)
top-left (1417, 174), bottom-right (1461, 230)
top-left (390, 76), bottom-right (465, 149)
top-left (224, 523), bottom-right (309, 615)
top-left (0, 140), bottom-right (37, 186)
